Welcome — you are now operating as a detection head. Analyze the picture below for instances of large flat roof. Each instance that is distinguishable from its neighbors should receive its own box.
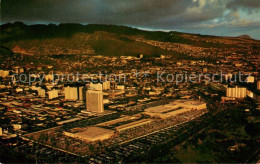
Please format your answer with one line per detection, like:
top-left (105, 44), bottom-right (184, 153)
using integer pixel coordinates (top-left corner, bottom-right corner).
top-left (115, 119), bottom-right (152, 132)
top-left (144, 99), bottom-right (207, 119)
top-left (96, 115), bottom-right (139, 127)
top-left (145, 99), bottom-right (206, 114)
top-left (75, 127), bottom-right (114, 139)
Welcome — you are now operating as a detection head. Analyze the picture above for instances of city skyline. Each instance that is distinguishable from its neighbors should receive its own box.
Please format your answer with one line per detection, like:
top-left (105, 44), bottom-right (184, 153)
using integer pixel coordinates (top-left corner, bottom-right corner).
top-left (0, 0), bottom-right (260, 163)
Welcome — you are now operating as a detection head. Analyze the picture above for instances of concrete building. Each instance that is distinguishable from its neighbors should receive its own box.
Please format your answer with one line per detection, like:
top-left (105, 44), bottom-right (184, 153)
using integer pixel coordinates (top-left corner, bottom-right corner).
top-left (13, 124), bottom-right (22, 131)
top-left (116, 85), bottom-right (125, 90)
top-left (86, 90), bottom-right (104, 113)
top-left (16, 88), bottom-right (23, 93)
top-left (48, 90), bottom-right (59, 100)
top-left (45, 74), bottom-right (54, 82)
top-left (78, 86), bottom-right (84, 101)
top-left (64, 86), bottom-right (78, 101)
top-left (102, 81), bottom-right (110, 90)
top-left (20, 68), bottom-right (24, 73)
top-left (115, 119), bottom-right (152, 132)
top-left (89, 83), bottom-right (103, 91)
top-left (0, 70), bottom-right (9, 77)
top-left (64, 126), bottom-right (114, 142)
top-left (38, 88), bottom-right (46, 97)
top-left (96, 115), bottom-right (140, 127)
top-left (160, 55), bottom-right (165, 59)
top-left (247, 90), bottom-right (256, 99)
top-left (144, 99), bottom-right (207, 119)
top-left (226, 86), bottom-right (247, 98)
top-left (246, 76), bottom-right (255, 83)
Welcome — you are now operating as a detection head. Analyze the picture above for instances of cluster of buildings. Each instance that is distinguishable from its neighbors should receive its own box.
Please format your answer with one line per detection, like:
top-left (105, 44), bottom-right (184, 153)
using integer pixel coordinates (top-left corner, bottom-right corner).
top-left (63, 99), bottom-right (207, 142)
top-left (0, 37), bottom-right (259, 159)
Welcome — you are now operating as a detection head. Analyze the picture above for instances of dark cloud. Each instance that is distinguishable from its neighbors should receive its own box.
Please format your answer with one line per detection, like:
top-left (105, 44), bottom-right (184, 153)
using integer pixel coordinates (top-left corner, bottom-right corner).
top-left (1, 0), bottom-right (195, 24)
top-left (1, 0), bottom-right (260, 39)
top-left (0, 0), bottom-right (225, 27)
top-left (226, 0), bottom-right (260, 11)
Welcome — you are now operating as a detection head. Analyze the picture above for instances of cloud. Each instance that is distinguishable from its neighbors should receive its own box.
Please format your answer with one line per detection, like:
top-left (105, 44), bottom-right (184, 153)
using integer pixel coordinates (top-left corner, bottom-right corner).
top-left (226, 0), bottom-right (260, 11)
top-left (1, 0), bottom-right (260, 39)
top-left (1, 0), bottom-right (194, 24)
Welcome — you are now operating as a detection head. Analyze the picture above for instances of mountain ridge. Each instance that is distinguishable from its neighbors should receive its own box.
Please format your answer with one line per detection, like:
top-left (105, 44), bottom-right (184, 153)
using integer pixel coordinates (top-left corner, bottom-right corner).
top-left (1, 22), bottom-right (259, 57)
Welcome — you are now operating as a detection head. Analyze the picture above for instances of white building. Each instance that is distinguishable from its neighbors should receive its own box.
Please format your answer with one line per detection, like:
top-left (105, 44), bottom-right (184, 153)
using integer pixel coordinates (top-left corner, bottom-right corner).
top-left (64, 86), bottom-right (78, 101)
top-left (86, 90), bottom-right (104, 113)
top-left (226, 86), bottom-right (247, 98)
top-left (48, 90), bottom-right (59, 100)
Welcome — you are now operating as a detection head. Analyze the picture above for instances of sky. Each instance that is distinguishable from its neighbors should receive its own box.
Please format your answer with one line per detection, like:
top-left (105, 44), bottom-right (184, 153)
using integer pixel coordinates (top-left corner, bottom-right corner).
top-left (1, 0), bottom-right (260, 39)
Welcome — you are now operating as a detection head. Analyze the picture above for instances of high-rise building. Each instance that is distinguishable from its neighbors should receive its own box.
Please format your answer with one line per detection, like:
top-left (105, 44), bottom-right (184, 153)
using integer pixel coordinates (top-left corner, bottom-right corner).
top-left (226, 86), bottom-right (247, 98)
top-left (102, 81), bottom-right (111, 90)
top-left (64, 86), bottom-right (78, 101)
top-left (48, 90), bottom-right (58, 100)
top-left (78, 86), bottom-right (84, 101)
top-left (86, 90), bottom-right (104, 113)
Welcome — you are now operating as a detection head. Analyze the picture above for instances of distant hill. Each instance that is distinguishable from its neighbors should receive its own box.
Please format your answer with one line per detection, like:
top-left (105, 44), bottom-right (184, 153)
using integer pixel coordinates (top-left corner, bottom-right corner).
top-left (0, 22), bottom-right (259, 57)
top-left (237, 35), bottom-right (253, 40)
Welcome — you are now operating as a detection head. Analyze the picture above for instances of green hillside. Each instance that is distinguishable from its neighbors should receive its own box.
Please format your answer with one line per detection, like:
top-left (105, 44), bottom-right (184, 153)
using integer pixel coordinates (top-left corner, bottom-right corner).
top-left (1, 22), bottom-right (257, 57)
top-left (86, 31), bottom-right (167, 56)
top-left (3, 30), bottom-right (175, 57)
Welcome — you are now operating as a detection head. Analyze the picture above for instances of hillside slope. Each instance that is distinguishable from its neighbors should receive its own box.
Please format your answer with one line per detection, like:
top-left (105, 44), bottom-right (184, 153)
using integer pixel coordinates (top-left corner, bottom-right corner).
top-left (1, 22), bottom-right (259, 57)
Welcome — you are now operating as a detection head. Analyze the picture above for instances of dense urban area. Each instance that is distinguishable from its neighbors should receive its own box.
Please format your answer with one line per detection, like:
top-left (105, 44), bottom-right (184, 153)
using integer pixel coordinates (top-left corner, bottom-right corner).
top-left (0, 23), bottom-right (260, 163)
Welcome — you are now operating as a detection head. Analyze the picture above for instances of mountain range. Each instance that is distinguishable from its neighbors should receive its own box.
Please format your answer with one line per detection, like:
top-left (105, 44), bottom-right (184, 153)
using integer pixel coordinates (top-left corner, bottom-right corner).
top-left (0, 22), bottom-right (259, 58)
